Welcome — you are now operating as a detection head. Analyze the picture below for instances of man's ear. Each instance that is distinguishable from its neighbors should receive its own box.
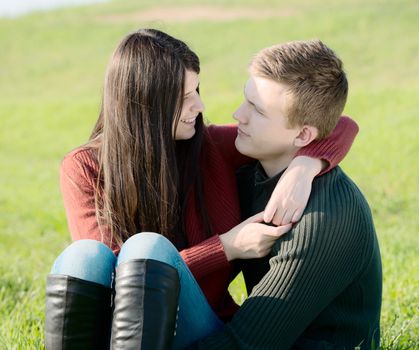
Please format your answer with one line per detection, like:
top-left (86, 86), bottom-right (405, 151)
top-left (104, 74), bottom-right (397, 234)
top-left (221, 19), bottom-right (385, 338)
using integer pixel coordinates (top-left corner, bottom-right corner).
top-left (294, 125), bottom-right (319, 147)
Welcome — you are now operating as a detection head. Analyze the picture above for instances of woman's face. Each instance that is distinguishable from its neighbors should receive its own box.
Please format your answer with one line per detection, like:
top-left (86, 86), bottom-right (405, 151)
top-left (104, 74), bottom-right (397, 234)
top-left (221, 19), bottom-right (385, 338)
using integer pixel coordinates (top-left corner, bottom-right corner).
top-left (174, 70), bottom-right (205, 140)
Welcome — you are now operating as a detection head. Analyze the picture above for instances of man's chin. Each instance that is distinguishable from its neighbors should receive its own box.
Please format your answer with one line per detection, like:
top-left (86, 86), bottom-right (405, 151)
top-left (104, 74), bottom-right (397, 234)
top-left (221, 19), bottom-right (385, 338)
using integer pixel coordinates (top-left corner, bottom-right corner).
top-left (235, 137), bottom-right (254, 158)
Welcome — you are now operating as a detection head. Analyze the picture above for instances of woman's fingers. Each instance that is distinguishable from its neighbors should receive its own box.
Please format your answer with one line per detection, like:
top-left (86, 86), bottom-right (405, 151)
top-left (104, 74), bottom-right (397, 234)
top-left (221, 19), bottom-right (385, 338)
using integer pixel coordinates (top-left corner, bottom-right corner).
top-left (263, 198), bottom-right (276, 223)
top-left (264, 223), bottom-right (292, 237)
top-left (291, 208), bottom-right (303, 223)
top-left (280, 208), bottom-right (294, 226)
top-left (248, 211), bottom-right (265, 223)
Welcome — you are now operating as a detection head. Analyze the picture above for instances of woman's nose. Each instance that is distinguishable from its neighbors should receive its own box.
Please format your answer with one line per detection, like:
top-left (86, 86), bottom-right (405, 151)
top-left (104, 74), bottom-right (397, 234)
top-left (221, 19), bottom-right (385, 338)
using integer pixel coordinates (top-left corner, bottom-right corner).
top-left (192, 95), bottom-right (205, 114)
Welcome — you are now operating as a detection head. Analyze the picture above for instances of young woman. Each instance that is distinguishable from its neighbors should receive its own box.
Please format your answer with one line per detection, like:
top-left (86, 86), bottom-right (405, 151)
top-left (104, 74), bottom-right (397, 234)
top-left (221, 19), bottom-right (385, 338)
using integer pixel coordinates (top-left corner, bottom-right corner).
top-left (44, 29), bottom-right (358, 350)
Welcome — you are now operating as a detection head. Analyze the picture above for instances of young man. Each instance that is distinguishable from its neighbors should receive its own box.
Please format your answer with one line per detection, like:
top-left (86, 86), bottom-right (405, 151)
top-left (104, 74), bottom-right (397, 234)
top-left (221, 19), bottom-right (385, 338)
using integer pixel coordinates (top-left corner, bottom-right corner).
top-left (193, 40), bottom-right (382, 349)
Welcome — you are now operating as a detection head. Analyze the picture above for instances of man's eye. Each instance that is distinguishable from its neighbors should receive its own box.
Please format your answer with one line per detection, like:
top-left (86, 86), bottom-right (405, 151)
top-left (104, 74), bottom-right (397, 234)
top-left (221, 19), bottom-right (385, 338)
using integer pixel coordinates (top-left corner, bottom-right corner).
top-left (254, 107), bottom-right (263, 116)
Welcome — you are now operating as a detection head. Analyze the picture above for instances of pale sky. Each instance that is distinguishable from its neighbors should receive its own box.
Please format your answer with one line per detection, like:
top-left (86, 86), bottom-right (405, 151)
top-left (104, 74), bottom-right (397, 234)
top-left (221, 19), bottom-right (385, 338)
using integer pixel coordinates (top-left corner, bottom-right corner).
top-left (0, 0), bottom-right (108, 17)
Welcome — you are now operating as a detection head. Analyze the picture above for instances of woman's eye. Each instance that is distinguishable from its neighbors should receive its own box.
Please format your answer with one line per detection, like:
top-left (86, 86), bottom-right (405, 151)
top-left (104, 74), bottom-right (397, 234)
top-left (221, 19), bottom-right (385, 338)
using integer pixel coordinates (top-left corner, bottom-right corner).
top-left (184, 91), bottom-right (195, 100)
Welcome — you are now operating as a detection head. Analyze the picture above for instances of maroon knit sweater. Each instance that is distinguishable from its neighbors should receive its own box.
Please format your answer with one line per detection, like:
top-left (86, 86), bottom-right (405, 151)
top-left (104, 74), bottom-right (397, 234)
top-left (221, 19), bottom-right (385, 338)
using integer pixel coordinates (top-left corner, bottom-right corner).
top-left (60, 117), bottom-right (358, 320)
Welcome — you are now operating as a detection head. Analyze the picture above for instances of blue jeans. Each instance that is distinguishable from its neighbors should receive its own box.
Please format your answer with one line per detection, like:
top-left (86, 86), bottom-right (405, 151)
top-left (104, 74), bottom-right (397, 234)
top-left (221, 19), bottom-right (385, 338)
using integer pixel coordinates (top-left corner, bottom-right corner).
top-left (51, 232), bottom-right (223, 349)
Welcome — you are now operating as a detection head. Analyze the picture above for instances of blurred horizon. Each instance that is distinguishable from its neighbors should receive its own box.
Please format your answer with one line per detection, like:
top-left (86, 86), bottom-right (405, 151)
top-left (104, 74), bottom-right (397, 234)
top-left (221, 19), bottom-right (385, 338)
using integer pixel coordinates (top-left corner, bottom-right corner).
top-left (0, 0), bottom-right (108, 17)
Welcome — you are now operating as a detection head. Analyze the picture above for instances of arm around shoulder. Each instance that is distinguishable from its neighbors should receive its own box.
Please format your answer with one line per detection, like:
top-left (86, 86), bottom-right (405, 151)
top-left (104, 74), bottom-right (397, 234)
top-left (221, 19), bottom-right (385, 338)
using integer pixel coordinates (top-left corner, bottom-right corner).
top-left (296, 116), bottom-right (359, 174)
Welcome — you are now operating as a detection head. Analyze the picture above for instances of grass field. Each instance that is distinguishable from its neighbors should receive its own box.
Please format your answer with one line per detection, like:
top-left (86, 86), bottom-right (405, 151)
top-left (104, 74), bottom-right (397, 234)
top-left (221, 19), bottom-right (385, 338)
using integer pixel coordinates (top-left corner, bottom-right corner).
top-left (0, 0), bottom-right (418, 348)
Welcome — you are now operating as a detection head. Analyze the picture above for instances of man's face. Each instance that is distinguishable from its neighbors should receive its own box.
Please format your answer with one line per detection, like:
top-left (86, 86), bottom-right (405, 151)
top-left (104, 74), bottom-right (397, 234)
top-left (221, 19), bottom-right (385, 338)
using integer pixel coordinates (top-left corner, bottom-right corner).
top-left (234, 75), bottom-right (301, 162)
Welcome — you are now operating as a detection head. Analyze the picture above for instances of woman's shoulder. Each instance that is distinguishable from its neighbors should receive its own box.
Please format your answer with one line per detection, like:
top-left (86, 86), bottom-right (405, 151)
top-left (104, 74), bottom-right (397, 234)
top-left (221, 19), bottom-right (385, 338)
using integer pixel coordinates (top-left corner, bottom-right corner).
top-left (63, 146), bottom-right (97, 165)
top-left (203, 124), bottom-right (238, 153)
top-left (205, 124), bottom-right (238, 142)
top-left (61, 146), bottom-right (99, 181)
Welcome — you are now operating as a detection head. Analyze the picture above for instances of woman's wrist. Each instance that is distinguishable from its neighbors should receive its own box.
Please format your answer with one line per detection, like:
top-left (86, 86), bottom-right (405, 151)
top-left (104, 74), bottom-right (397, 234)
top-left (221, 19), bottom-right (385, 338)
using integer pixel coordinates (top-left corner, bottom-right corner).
top-left (290, 156), bottom-right (324, 178)
top-left (219, 231), bottom-right (235, 261)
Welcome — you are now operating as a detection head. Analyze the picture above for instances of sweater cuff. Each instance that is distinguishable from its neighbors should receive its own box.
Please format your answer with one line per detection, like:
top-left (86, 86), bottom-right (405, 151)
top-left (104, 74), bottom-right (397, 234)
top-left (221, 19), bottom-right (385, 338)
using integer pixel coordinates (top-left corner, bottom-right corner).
top-left (180, 235), bottom-right (230, 280)
top-left (296, 116), bottom-right (359, 176)
top-left (296, 138), bottom-right (341, 175)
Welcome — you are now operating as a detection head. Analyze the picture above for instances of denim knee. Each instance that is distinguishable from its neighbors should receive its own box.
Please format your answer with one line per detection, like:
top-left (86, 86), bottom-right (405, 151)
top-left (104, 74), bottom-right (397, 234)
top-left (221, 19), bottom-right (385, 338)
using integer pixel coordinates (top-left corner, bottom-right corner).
top-left (117, 232), bottom-right (180, 268)
top-left (51, 239), bottom-right (116, 288)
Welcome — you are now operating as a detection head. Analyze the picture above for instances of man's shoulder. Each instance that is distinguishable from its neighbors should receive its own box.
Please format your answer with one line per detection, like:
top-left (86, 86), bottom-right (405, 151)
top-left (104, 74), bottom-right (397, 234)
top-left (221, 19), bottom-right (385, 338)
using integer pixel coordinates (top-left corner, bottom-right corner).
top-left (303, 166), bottom-right (376, 239)
top-left (313, 167), bottom-right (368, 206)
top-left (271, 167), bottom-right (378, 270)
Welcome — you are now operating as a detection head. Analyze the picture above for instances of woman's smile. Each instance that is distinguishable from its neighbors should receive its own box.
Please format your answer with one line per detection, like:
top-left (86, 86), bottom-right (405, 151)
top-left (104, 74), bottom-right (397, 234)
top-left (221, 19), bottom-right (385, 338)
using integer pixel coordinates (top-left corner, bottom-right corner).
top-left (181, 116), bottom-right (197, 125)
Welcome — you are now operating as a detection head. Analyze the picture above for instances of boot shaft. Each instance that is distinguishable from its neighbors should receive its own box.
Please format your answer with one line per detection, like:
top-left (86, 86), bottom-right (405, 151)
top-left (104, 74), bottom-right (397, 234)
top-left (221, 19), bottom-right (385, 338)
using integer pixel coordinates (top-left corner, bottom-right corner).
top-left (45, 274), bottom-right (113, 350)
top-left (111, 259), bottom-right (180, 350)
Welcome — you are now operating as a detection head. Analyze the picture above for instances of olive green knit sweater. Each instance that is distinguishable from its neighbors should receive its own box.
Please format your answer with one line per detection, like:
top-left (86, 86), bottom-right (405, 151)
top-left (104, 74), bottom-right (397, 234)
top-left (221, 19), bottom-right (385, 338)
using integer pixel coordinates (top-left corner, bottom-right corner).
top-left (195, 164), bottom-right (382, 350)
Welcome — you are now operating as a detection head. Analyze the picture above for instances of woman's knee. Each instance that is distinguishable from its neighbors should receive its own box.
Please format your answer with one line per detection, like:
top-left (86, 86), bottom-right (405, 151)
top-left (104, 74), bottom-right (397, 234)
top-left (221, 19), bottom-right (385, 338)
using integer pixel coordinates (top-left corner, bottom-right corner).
top-left (51, 240), bottom-right (116, 287)
top-left (117, 232), bottom-right (180, 267)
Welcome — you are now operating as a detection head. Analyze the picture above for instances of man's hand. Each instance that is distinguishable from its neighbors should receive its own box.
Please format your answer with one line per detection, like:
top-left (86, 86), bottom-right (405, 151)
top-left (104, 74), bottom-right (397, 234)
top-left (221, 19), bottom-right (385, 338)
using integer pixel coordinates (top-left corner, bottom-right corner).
top-left (263, 156), bottom-right (324, 225)
top-left (220, 212), bottom-right (292, 261)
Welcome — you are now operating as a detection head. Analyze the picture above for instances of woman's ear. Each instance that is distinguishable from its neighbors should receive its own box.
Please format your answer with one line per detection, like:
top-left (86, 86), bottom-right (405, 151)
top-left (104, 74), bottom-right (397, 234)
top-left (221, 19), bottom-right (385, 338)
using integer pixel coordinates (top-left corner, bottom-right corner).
top-left (293, 125), bottom-right (319, 147)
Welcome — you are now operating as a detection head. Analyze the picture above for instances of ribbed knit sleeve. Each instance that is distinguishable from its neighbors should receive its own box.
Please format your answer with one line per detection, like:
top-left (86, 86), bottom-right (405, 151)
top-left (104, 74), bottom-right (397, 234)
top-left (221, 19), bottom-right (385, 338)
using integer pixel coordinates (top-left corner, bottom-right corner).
top-left (194, 169), bottom-right (379, 350)
top-left (60, 148), bottom-right (120, 254)
top-left (179, 135), bottom-right (243, 280)
top-left (180, 235), bottom-right (230, 279)
top-left (296, 116), bottom-right (359, 175)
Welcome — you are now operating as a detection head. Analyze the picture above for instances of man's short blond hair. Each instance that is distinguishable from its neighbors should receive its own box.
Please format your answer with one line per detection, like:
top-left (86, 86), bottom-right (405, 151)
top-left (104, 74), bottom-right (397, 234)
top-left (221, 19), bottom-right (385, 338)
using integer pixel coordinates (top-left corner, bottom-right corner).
top-left (250, 40), bottom-right (348, 139)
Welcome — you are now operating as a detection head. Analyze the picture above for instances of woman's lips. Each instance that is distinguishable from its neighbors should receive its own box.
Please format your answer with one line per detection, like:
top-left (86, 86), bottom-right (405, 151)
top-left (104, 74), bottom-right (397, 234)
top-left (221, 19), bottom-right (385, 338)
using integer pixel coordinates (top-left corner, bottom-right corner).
top-left (181, 117), bottom-right (197, 124)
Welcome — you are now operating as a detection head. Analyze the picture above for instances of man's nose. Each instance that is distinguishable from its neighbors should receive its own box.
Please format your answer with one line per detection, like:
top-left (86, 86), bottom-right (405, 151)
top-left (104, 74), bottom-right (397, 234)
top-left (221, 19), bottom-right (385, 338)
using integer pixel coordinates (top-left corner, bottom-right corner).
top-left (233, 103), bottom-right (248, 123)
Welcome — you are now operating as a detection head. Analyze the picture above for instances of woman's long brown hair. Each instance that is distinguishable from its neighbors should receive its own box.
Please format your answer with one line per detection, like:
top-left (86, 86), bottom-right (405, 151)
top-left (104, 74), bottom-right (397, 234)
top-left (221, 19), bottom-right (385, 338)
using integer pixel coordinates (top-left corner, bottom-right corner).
top-left (87, 29), bottom-right (210, 249)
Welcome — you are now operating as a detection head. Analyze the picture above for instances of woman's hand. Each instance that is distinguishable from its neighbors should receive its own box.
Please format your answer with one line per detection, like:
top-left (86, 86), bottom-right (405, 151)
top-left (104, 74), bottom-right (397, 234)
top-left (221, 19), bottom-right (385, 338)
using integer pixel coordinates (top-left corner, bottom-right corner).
top-left (263, 156), bottom-right (324, 225)
top-left (220, 212), bottom-right (292, 261)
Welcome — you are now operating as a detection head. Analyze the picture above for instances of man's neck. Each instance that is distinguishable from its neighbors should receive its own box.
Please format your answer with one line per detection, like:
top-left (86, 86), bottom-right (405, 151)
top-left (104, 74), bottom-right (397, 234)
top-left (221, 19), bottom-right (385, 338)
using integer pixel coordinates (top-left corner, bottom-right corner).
top-left (259, 151), bottom-right (297, 178)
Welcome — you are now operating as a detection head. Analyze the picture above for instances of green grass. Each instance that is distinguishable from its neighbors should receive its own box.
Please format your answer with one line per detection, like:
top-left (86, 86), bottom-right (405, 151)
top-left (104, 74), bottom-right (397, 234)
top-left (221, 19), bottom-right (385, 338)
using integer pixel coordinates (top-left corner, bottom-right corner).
top-left (0, 0), bottom-right (418, 348)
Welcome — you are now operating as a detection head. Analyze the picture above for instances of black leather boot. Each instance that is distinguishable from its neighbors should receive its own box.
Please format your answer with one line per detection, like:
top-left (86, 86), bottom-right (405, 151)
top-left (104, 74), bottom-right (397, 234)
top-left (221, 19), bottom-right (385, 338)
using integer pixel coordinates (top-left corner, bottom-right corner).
top-left (45, 274), bottom-right (113, 350)
top-left (111, 259), bottom-right (180, 350)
